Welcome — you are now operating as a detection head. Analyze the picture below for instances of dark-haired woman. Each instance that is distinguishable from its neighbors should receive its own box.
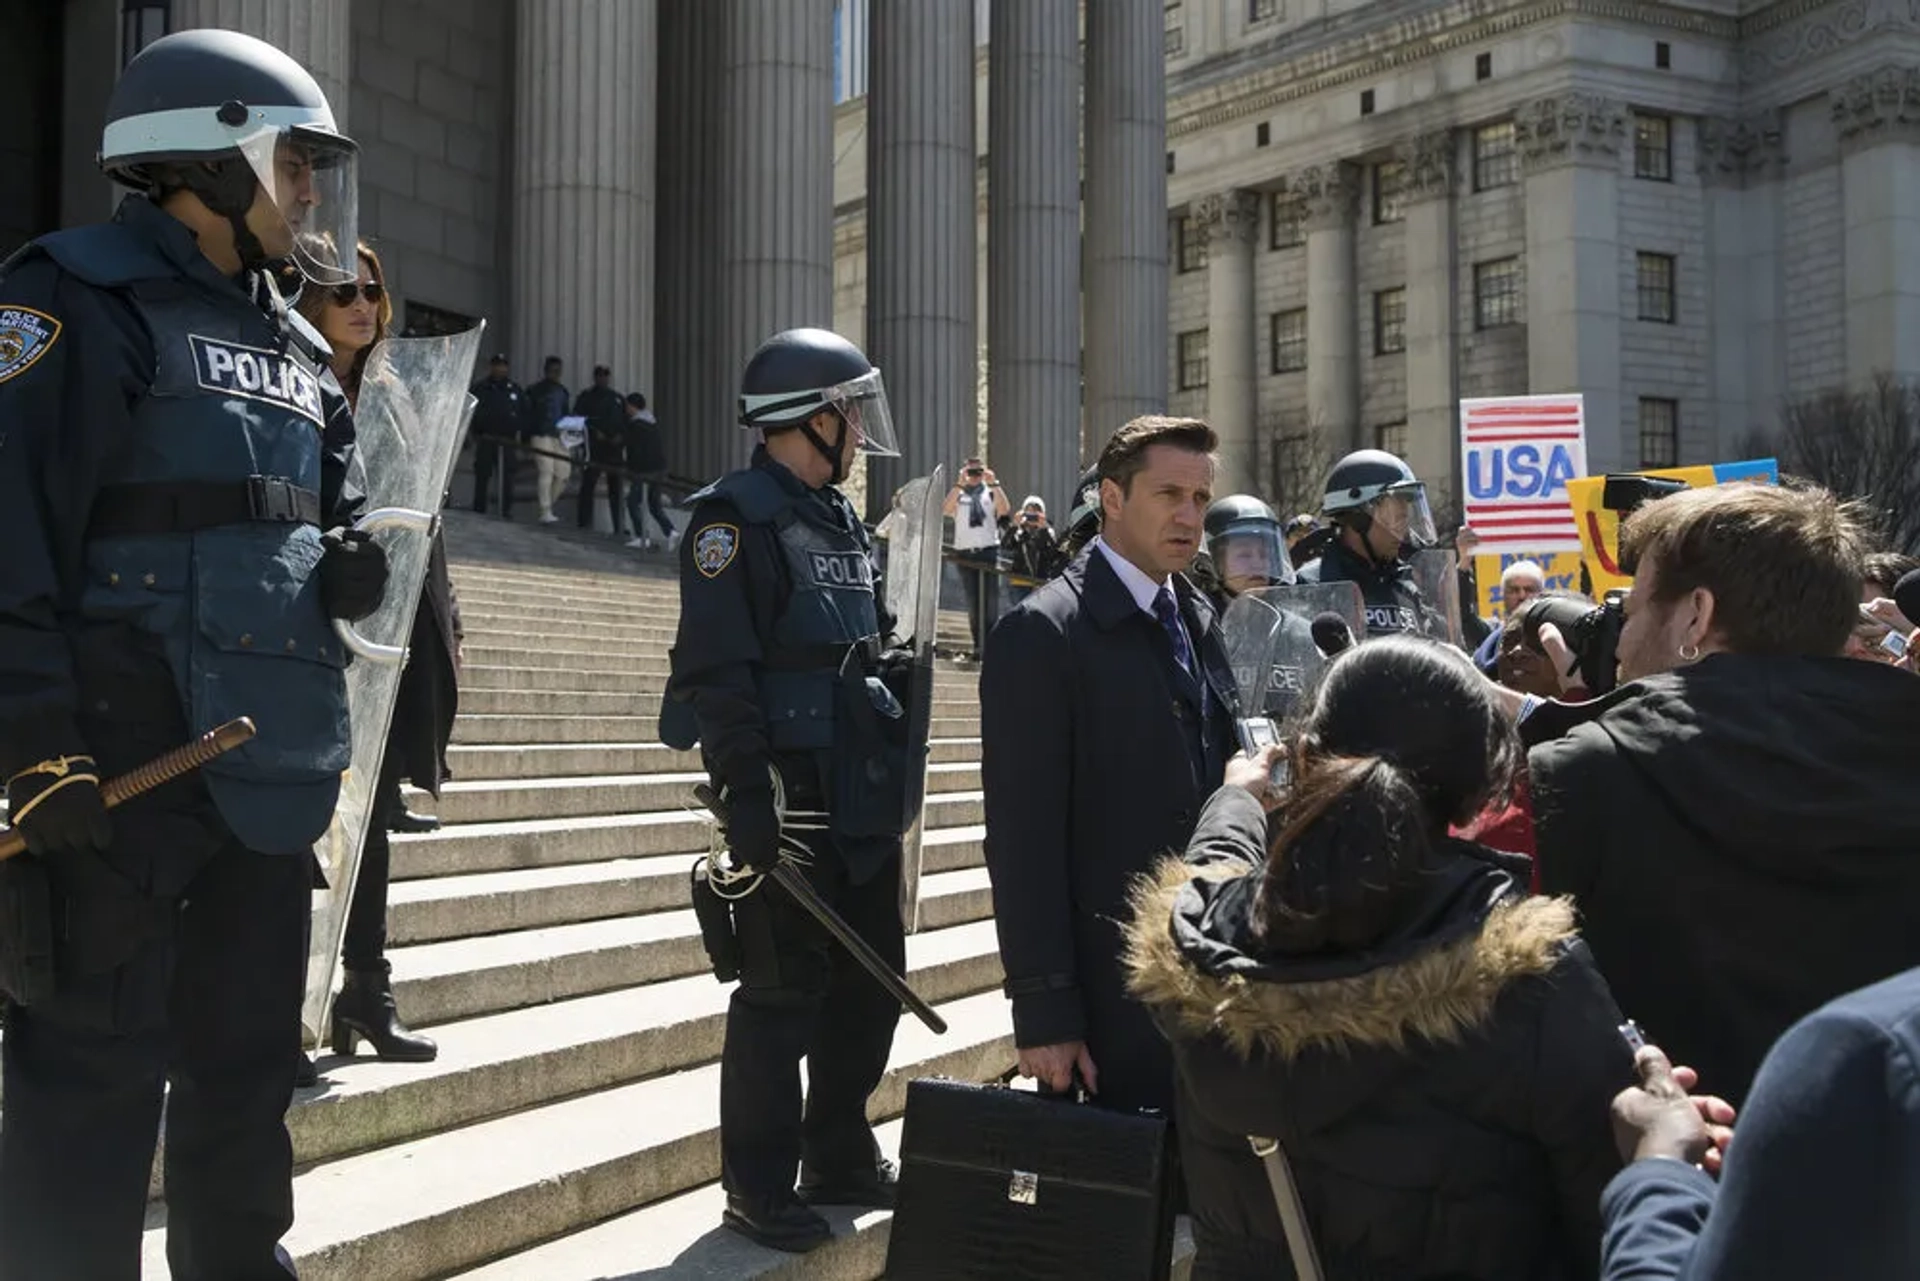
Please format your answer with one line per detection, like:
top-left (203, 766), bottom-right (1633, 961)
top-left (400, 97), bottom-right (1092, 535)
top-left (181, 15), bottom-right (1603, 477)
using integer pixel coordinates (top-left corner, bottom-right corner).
top-left (1126, 636), bottom-right (1632, 1281)
top-left (294, 243), bottom-right (455, 1072)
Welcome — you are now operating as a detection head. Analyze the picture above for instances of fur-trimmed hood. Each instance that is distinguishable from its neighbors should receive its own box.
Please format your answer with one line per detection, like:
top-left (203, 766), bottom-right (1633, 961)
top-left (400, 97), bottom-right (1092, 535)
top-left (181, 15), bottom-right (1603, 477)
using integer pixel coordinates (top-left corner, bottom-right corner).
top-left (1124, 854), bottom-right (1580, 1064)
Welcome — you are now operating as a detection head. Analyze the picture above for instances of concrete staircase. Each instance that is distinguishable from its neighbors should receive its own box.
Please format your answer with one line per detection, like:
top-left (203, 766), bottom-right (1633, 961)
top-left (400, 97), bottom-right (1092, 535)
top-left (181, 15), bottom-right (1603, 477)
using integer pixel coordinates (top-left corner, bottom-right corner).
top-left (137, 511), bottom-right (1011, 1280)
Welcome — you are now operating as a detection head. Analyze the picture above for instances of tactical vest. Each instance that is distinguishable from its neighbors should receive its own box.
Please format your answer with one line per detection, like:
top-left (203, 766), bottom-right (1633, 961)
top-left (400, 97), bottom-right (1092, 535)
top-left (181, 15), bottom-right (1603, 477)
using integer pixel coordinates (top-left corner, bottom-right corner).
top-left (696, 464), bottom-right (880, 755)
top-left (29, 221), bottom-right (349, 855)
top-left (1305, 542), bottom-right (1423, 639)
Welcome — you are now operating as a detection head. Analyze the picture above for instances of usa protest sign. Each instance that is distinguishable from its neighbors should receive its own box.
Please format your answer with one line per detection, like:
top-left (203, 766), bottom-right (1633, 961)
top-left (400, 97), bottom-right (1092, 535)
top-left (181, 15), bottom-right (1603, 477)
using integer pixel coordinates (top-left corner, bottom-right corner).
top-left (1459, 394), bottom-right (1587, 554)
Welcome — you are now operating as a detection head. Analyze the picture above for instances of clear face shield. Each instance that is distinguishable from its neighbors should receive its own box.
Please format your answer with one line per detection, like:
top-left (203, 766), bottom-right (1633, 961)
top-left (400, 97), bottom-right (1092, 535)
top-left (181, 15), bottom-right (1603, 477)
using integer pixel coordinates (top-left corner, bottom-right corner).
top-left (236, 126), bottom-right (359, 285)
top-left (1211, 524), bottom-right (1295, 591)
top-left (1367, 483), bottom-right (1437, 551)
top-left (820, 368), bottom-right (900, 458)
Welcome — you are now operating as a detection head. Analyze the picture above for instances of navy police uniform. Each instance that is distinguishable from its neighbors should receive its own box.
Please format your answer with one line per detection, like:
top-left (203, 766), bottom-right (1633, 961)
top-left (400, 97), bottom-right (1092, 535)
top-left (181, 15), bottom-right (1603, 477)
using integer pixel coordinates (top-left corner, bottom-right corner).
top-left (665, 447), bottom-right (906, 1206)
top-left (0, 194), bottom-right (363, 1278)
top-left (1298, 538), bottom-right (1426, 639)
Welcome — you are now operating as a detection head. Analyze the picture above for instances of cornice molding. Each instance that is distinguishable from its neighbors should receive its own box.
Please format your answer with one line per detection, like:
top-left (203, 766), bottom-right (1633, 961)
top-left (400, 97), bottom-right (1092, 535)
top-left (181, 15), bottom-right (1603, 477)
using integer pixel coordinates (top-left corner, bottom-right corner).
top-left (1194, 188), bottom-right (1262, 247)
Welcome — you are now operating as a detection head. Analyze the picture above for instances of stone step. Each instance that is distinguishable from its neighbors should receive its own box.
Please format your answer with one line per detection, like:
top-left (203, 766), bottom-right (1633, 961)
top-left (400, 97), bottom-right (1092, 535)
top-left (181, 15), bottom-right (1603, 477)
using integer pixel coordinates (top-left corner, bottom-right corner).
top-left (418, 762), bottom-right (979, 826)
top-left (463, 643), bottom-right (670, 670)
top-left (143, 993), bottom-right (1016, 1281)
top-left (458, 612), bottom-right (681, 643)
top-left (458, 687), bottom-right (670, 718)
top-left (441, 736), bottom-right (981, 783)
top-left (391, 865), bottom-right (996, 1028)
top-left (450, 1128), bottom-right (1199, 1281)
top-left (388, 843), bottom-right (991, 947)
top-left (295, 916), bottom-right (1001, 1170)
top-left (451, 576), bottom-right (682, 603)
top-left (449, 711), bottom-right (982, 746)
top-left (389, 793), bottom-right (984, 880)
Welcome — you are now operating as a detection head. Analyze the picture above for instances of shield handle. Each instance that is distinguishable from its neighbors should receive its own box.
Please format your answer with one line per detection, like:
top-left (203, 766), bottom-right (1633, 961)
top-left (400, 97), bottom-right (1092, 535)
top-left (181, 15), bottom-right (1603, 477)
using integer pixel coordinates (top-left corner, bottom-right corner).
top-left (329, 505), bottom-right (441, 664)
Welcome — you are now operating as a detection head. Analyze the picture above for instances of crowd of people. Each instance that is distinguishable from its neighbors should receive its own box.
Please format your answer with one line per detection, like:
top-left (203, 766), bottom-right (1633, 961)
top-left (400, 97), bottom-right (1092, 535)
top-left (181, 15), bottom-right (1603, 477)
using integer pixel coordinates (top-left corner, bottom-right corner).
top-left (978, 415), bottom-right (1920, 1279)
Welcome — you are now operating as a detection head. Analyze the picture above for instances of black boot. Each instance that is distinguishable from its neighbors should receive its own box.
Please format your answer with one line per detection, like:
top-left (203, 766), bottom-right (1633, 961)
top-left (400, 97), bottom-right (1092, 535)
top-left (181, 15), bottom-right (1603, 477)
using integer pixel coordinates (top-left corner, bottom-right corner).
top-left (798, 1158), bottom-right (899, 1209)
top-left (331, 965), bottom-right (438, 1062)
top-left (722, 1193), bottom-right (832, 1253)
top-left (387, 809), bottom-right (440, 834)
top-left (293, 1052), bottom-right (319, 1089)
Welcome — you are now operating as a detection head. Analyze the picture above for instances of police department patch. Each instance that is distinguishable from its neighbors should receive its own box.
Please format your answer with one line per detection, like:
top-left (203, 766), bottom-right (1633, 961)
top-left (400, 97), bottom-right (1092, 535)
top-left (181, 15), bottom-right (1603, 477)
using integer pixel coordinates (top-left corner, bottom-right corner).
top-left (0, 306), bottom-right (61, 386)
top-left (694, 524), bottom-right (740, 578)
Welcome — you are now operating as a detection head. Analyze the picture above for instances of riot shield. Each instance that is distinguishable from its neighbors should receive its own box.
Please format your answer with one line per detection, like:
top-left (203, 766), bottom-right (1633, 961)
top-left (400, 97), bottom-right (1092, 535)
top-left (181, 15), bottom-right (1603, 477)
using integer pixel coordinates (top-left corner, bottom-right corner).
top-left (1222, 583), bottom-right (1367, 727)
top-left (1407, 548), bottom-right (1467, 649)
top-left (889, 465), bottom-right (945, 934)
top-left (301, 324), bottom-right (486, 1043)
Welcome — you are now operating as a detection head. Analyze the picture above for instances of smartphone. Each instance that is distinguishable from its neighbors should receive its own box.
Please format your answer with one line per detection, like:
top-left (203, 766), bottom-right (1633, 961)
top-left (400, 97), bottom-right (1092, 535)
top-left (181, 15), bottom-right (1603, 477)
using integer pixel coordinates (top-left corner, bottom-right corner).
top-left (1618, 1019), bottom-right (1647, 1053)
top-left (1237, 716), bottom-right (1280, 756)
top-left (1882, 630), bottom-right (1910, 660)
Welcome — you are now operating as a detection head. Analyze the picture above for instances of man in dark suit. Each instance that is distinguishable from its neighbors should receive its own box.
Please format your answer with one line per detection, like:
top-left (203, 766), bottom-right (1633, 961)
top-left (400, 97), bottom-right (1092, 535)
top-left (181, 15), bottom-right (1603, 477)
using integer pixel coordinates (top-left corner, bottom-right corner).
top-left (981, 415), bottom-right (1239, 1113)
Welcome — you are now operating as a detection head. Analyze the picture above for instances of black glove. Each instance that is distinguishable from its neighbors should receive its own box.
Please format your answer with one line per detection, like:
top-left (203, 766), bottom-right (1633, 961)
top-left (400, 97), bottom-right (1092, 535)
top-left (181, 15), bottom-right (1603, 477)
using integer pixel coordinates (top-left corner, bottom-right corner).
top-left (723, 781), bottom-right (782, 874)
top-left (7, 755), bottom-right (111, 859)
top-left (319, 527), bottom-right (390, 622)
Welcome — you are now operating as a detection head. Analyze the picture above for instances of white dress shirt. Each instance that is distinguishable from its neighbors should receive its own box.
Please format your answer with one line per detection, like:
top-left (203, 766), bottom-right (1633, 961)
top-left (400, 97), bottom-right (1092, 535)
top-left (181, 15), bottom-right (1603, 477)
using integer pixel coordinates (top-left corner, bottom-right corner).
top-left (1092, 536), bottom-right (1193, 665)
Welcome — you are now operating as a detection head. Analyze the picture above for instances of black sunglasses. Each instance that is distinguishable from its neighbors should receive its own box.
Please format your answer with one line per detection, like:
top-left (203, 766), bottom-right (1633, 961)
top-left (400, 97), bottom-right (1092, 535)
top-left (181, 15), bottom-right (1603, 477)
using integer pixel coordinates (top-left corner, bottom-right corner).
top-left (328, 281), bottom-right (385, 306)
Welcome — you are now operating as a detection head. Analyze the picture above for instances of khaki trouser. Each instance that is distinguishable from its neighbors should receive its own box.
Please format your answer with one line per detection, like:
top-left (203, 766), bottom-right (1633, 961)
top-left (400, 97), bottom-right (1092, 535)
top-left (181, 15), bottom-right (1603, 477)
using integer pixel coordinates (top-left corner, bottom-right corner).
top-left (532, 437), bottom-right (571, 518)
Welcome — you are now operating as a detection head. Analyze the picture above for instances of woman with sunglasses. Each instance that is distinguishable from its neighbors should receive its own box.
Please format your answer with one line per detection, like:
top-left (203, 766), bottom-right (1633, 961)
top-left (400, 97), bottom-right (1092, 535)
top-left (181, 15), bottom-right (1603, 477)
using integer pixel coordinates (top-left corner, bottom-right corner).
top-left (293, 244), bottom-right (462, 1077)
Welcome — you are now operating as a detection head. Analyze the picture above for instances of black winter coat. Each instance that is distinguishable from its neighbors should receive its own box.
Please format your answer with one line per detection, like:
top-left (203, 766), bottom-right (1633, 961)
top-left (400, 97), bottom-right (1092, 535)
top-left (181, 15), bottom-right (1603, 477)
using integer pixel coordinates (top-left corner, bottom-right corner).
top-left (1530, 653), bottom-right (1920, 1107)
top-left (386, 531), bottom-right (461, 796)
top-left (1126, 787), bottom-right (1632, 1281)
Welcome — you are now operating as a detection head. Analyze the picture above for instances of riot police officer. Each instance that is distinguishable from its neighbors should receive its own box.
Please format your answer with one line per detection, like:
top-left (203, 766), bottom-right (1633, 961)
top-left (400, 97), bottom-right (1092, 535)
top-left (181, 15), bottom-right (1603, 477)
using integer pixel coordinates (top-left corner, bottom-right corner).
top-left (1297, 450), bottom-right (1436, 638)
top-left (1204, 493), bottom-right (1294, 599)
top-left (663, 328), bottom-right (911, 1253)
top-left (0, 30), bottom-right (383, 1278)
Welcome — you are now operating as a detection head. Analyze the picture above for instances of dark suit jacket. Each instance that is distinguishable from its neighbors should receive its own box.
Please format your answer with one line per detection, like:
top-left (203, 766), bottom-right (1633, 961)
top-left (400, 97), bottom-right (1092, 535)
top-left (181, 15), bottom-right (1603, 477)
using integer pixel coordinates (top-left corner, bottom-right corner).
top-left (981, 545), bottom-right (1239, 1112)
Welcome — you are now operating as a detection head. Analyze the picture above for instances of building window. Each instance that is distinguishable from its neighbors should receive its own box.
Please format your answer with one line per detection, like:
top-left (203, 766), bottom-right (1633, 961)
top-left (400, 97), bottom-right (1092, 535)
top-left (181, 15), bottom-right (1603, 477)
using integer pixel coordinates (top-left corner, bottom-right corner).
top-left (1249, 0), bottom-right (1280, 22)
top-left (1634, 113), bottom-right (1672, 181)
top-left (1372, 161), bottom-right (1406, 224)
top-left (1473, 121), bottom-right (1518, 191)
top-left (1637, 252), bottom-right (1677, 322)
top-left (122, 1), bottom-right (169, 69)
top-left (1269, 192), bottom-right (1305, 249)
top-left (1176, 215), bottom-right (1207, 273)
top-left (1270, 309), bottom-right (1307, 373)
top-left (1178, 329), bottom-right (1210, 390)
top-left (1374, 288), bottom-right (1407, 355)
top-left (1375, 421), bottom-right (1410, 457)
top-left (1474, 257), bottom-right (1522, 329)
top-left (1165, 0), bottom-right (1185, 55)
top-left (1475, 51), bottom-right (1492, 81)
top-left (1639, 398), bottom-right (1679, 467)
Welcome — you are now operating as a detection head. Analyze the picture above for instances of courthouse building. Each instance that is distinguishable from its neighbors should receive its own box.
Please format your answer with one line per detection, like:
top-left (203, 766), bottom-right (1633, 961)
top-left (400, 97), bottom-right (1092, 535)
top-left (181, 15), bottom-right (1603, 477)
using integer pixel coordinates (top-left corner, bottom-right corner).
top-left (8, 0), bottom-right (1919, 514)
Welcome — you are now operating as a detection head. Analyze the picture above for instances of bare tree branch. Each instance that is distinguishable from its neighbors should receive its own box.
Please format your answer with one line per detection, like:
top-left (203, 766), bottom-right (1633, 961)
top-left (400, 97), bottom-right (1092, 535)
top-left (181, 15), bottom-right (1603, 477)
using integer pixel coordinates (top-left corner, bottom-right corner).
top-left (1750, 375), bottom-right (1920, 554)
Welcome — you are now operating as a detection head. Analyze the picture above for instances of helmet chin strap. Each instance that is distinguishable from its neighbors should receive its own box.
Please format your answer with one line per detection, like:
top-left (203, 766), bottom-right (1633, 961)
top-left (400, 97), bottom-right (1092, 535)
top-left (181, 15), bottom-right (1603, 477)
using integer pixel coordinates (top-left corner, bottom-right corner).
top-left (177, 160), bottom-right (273, 272)
top-left (798, 411), bottom-right (853, 484)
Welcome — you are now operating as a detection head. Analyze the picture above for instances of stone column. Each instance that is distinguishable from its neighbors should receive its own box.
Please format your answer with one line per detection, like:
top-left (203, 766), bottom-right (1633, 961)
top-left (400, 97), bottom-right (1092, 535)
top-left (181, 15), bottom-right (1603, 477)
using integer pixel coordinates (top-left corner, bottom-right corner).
top-left (1082, 0), bottom-right (1168, 447)
top-left (866, 0), bottom-right (977, 511)
top-left (717, 0), bottom-right (836, 474)
top-left (987, 0), bottom-right (1081, 512)
top-left (511, 0), bottom-right (657, 528)
top-left (1834, 66), bottom-right (1920, 385)
top-left (1299, 162), bottom-right (1359, 451)
top-left (60, 0), bottom-right (120, 224)
top-left (656, 0), bottom-right (727, 484)
top-left (1700, 112), bottom-right (1787, 452)
top-left (1401, 131), bottom-right (1459, 499)
top-left (1518, 94), bottom-right (1626, 473)
top-left (170, 0), bottom-right (351, 126)
top-left (1197, 189), bottom-right (1260, 493)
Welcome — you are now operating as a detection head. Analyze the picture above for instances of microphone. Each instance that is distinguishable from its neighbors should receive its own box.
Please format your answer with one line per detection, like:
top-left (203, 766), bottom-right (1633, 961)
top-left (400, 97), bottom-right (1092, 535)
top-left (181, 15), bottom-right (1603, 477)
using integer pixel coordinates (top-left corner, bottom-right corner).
top-left (1311, 612), bottom-right (1356, 658)
top-left (1894, 569), bottom-right (1920, 633)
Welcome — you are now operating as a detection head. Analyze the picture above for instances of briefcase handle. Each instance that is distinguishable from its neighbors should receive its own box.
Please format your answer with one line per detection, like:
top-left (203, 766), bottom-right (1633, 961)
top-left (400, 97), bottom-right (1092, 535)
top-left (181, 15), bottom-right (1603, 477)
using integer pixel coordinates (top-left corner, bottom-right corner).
top-left (1248, 1135), bottom-right (1325, 1281)
top-left (997, 1062), bottom-right (1091, 1105)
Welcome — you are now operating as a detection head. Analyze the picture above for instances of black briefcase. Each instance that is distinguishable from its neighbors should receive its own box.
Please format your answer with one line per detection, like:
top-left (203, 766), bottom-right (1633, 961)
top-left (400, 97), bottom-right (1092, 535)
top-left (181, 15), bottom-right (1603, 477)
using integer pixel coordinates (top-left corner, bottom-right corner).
top-left (885, 1074), bottom-right (1178, 1280)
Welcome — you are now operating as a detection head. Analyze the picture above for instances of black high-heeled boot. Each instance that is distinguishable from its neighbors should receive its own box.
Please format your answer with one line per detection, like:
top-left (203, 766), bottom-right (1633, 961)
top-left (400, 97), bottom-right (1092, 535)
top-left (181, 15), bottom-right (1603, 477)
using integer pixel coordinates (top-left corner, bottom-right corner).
top-left (330, 965), bottom-right (438, 1062)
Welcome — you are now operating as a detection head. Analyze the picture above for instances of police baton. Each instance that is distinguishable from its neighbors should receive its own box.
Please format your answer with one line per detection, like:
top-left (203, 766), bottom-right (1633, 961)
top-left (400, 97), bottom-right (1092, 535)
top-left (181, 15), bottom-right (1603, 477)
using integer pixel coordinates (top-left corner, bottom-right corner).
top-left (693, 783), bottom-right (948, 1036)
top-left (0, 718), bottom-right (257, 862)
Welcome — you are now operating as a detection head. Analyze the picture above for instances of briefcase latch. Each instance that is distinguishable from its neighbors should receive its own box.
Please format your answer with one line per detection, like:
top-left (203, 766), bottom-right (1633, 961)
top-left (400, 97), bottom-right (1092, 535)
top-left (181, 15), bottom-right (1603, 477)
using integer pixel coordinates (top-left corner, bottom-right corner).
top-left (1007, 1170), bottom-right (1039, 1205)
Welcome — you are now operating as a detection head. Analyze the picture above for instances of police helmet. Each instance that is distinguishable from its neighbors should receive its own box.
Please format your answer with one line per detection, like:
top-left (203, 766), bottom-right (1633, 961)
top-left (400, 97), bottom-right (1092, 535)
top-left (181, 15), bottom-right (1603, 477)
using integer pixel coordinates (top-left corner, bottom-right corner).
top-left (101, 29), bottom-right (359, 284)
top-left (1321, 449), bottom-right (1436, 549)
top-left (737, 328), bottom-right (899, 459)
top-left (1205, 494), bottom-right (1293, 590)
top-left (1058, 463), bottom-right (1103, 559)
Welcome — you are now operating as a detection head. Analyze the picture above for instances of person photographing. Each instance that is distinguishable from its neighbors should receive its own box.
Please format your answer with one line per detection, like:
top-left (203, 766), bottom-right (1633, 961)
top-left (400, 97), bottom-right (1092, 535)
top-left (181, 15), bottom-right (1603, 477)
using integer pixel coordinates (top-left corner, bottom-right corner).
top-left (943, 458), bottom-right (1010, 658)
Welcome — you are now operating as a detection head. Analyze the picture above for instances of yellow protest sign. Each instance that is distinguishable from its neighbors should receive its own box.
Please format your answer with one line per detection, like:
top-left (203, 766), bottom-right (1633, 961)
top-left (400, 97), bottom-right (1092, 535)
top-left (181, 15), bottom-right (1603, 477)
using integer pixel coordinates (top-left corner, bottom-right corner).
top-left (1566, 460), bottom-right (1779, 596)
top-left (1472, 551), bottom-right (1587, 618)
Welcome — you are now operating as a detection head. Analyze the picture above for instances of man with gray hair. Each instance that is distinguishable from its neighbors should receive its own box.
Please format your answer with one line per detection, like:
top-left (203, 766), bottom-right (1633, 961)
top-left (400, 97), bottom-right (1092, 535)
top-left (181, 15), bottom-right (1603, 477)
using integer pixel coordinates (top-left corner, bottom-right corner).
top-left (1473, 559), bottom-right (1548, 674)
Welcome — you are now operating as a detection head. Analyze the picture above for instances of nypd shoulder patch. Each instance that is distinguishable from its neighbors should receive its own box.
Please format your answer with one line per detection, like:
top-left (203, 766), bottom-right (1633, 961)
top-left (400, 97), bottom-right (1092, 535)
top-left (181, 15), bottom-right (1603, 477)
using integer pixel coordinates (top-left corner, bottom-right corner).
top-left (694, 523), bottom-right (740, 579)
top-left (0, 306), bottom-right (63, 387)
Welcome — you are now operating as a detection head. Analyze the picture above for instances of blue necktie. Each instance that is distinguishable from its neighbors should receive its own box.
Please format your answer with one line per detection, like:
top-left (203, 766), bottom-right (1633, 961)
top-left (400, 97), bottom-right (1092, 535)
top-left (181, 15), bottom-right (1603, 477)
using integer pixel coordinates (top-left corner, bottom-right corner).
top-left (1152, 586), bottom-right (1194, 677)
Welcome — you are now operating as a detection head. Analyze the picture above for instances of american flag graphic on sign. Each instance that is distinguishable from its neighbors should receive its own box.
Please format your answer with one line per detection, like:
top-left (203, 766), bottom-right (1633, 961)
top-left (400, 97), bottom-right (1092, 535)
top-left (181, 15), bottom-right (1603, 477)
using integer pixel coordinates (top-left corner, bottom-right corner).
top-left (1459, 393), bottom-right (1588, 554)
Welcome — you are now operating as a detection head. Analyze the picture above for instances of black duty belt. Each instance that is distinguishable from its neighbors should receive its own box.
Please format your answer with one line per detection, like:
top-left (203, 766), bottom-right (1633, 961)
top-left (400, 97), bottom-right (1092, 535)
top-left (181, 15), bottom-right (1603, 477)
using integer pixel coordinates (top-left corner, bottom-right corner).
top-left (760, 637), bottom-right (883, 674)
top-left (87, 476), bottom-right (322, 539)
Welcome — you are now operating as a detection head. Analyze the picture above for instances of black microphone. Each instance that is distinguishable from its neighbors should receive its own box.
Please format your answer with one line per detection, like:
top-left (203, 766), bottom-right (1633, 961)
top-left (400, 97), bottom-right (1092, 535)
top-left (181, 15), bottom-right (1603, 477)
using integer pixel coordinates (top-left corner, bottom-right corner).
top-left (1894, 569), bottom-right (1920, 632)
top-left (1311, 612), bottom-right (1356, 658)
